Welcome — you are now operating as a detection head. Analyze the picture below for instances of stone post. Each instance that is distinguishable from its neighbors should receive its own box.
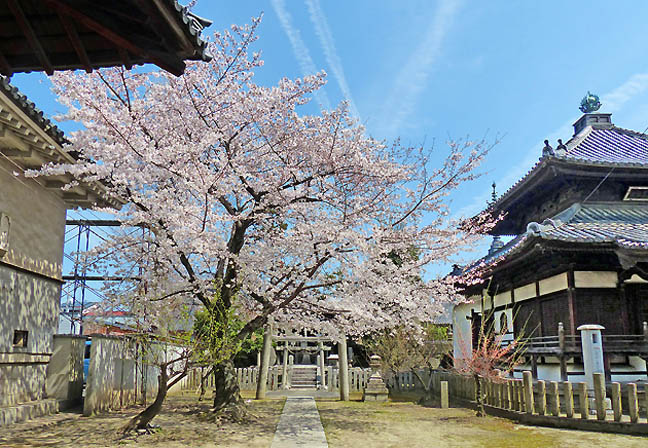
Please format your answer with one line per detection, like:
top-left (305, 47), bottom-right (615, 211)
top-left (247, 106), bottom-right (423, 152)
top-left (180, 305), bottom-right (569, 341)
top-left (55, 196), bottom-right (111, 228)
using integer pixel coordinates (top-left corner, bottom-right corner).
top-left (536, 380), bottom-right (546, 415)
top-left (255, 323), bottom-right (273, 400)
top-left (549, 381), bottom-right (560, 416)
top-left (593, 372), bottom-right (606, 421)
top-left (282, 346), bottom-right (289, 389)
top-left (338, 337), bottom-right (350, 401)
top-left (610, 382), bottom-right (622, 422)
top-left (441, 381), bottom-right (449, 409)
top-left (578, 324), bottom-right (606, 389)
top-left (564, 382), bottom-right (574, 418)
top-left (628, 383), bottom-right (639, 423)
top-left (318, 342), bottom-right (326, 389)
top-left (578, 382), bottom-right (589, 419)
top-left (522, 371), bottom-right (534, 414)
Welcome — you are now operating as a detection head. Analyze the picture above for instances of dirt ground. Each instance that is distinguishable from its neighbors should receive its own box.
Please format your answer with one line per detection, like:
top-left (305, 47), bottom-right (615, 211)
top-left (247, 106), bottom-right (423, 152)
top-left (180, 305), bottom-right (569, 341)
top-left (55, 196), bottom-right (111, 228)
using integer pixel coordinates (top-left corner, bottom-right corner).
top-left (3, 392), bottom-right (648, 447)
top-left (0, 392), bottom-right (284, 448)
top-left (317, 394), bottom-right (648, 448)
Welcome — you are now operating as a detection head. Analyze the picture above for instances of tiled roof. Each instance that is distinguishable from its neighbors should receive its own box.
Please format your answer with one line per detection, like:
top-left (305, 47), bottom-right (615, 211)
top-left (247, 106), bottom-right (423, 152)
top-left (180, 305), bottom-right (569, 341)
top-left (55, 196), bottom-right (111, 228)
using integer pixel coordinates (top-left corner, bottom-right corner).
top-left (562, 127), bottom-right (648, 166)
top-left (0, 75), bottom-right (66, 144)
top-left (466, 202), bottom-right (648, 272)
top-left (491, 125), bottom-right (648, 210)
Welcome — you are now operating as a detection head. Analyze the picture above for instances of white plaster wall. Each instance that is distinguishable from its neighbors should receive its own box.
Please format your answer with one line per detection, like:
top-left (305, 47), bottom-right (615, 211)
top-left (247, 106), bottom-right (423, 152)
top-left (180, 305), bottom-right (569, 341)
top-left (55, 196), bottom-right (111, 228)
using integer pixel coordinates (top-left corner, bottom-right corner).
top-left (514, 283), bottom-right (536, 302)
top-left (453, 302), bottom-right (479, 363)
top-left (494, 291), bottom-right (511, 307)
top-left (574, 271), bottom-right (617, 288)
top-left (46, 335), bottom-right (86, 404)
top-left (539, 272), bottom-right (568, 296)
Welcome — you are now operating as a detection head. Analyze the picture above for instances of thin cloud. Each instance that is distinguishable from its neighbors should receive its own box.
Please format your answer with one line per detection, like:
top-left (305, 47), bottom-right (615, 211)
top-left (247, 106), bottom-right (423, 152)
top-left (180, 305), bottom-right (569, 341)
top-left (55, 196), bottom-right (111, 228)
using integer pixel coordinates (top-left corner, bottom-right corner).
top-left (454, 71), bottom-right (648, 219)
top-left (380, 0), bottom-right (462, 136)
top-left (271, 0), bottom-right (331, 110)
top-left (305, 0), bottom-right (360, 119)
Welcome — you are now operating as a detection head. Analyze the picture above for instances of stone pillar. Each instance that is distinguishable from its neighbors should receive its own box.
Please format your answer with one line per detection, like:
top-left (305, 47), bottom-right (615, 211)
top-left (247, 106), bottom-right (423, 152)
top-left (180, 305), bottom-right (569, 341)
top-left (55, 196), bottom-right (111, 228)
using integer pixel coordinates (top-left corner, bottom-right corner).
top-left (628, 383), bottom-right (639, 423)
top-left (578, 382), bottom-right (589, 419)
top-left (578, 324), bottom-right (605, 389)
top-left (318, 342), bottom-right (326, 389)
top-left (593, 372), bottom-right (606, 421)
top-left (611, 382), bottom-right (622, 422)
top-left (564, 382), bottom-right (574, 418)
top-left (282, 346), bottom-right (289, 389)
top-left (255, 323), bottom-right (273, 400)
top-left (549, 381), bottom-right (560, 416)
top-left (338, 337), bottom-right (350, 401)
top-left (522, 371), bottom-right (534, 414)
top-left (536, 380), bottom-right (546, 415)
top-left (440, 381), bottom-right (449, 409)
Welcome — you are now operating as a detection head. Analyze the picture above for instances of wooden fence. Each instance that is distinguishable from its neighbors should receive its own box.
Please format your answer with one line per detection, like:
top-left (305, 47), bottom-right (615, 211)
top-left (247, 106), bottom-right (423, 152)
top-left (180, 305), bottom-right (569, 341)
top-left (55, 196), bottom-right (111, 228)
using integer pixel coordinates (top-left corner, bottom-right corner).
top-left (390, 369), bottom-right (648, 425)
top-left (180, 366), bottom-right (371, 392)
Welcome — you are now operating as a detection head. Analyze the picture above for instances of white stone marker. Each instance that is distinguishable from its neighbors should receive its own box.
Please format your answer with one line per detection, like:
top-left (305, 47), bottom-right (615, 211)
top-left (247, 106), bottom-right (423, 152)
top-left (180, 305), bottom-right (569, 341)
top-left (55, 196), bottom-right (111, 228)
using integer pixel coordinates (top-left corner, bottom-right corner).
top-left (578, 324), bottom-right (605, 389)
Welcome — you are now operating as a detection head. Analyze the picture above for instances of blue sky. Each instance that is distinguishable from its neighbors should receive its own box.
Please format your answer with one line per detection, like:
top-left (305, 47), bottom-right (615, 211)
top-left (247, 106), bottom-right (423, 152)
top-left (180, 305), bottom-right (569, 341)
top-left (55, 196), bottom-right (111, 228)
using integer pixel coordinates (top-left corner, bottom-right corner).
top-left (11, 0), bottom-right (648, 279)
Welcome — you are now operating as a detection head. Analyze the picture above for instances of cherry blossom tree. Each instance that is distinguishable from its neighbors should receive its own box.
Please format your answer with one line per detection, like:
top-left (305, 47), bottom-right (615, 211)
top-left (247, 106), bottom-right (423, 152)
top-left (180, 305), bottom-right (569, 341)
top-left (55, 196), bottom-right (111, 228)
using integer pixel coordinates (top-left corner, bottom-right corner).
top-left (35, 18), bottom-right (493, 417)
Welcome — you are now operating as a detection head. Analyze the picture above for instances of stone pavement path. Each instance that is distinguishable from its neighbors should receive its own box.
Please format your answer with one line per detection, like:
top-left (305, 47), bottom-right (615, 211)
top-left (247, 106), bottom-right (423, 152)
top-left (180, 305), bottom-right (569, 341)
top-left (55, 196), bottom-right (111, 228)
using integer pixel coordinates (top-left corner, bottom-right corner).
top-left (271, 397), bottom-right (328, 448)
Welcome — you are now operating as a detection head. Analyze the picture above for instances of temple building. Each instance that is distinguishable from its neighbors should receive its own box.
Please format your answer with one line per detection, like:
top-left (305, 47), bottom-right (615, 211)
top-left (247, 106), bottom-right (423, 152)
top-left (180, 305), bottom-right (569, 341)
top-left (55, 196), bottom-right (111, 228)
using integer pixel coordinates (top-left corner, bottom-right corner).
top-left (452, 102), bottom-right (648, 383)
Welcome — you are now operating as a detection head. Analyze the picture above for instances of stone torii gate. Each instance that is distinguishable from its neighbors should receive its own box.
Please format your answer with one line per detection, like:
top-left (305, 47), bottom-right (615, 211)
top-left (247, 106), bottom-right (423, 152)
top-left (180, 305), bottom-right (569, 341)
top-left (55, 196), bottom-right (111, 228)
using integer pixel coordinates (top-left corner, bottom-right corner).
top-left (255, 325), bottom-right (350, 401)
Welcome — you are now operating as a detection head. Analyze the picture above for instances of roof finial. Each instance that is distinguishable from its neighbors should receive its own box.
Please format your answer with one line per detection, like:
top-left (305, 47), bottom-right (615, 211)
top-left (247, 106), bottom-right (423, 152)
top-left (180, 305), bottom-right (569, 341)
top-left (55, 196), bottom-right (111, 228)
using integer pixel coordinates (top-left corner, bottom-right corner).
top-left (490, 182), bottom-right (497, 207)
top-left (579, 91), bottom-right (602, 113)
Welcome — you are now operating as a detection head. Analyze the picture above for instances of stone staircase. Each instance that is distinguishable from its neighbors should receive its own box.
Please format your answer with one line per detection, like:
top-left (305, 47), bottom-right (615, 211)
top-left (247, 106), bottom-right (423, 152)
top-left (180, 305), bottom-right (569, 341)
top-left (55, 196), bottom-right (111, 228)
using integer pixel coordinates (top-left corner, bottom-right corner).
top-left (290, 366), bottom-right (318, 390)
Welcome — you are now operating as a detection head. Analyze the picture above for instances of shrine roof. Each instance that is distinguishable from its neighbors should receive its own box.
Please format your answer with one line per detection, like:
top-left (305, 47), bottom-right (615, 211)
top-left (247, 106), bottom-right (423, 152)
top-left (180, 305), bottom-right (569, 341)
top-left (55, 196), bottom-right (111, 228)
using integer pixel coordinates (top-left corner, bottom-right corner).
top-left (463, 202), bottom-right (648, 275)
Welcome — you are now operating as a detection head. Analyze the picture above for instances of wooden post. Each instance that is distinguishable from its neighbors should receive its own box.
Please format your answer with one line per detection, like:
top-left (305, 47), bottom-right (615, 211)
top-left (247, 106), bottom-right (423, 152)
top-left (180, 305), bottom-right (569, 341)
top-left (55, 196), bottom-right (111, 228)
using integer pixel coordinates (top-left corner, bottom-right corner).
top-left (578, 382), bottom-right (589, 419)
top-left (611, 382), bottom-right (622, 422)
top-left (558, 322), bottom-right (568, 382)
top-left (511, 380), bottom-right (519, 411)
top-left (517, 380), bottom-right (524, 412)
top-left (255, 323), bottom-right (273, 400)
top-left (628, 383), bottom-right (639, 423)
top-left (522, 371), bottom-right (534, 414)
top-left (441, 381), bottom-right (449, 409)
top-left (564, 381), bottom-right (574, 418)
top-left (643, 382), bottom-right (648, 420)
top-left (536, 380), bottom-right (546, 415)
top-left (549, 381), bottom-right (560, 416)
top-left (593, 372), bottom-right (606, 421)
top-left (531, 355), bottom-right (538, 379)
top-left (338, 337), bottom-right (350, 401)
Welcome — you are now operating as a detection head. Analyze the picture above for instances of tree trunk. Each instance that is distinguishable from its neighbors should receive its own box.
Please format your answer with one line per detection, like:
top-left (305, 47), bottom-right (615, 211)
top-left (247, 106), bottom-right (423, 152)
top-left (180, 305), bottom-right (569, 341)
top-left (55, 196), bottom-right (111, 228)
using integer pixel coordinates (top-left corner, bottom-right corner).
top-left (123, 365), bottom-right (169, 434)
top-left (213, 359), bottom-right (243, 412)
top-left (474, 373), bottom-right (485, 417)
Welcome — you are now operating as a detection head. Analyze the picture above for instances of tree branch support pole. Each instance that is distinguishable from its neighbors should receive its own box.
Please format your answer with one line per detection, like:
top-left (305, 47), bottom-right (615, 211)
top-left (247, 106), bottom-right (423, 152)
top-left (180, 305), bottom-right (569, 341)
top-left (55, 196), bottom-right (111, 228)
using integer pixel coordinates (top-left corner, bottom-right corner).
top-left (318, 341), bottom-right (326, 389)
top-left (338, 337), bottom-right (350, 401)
top-left (256, 323), bottom-right (273, 400)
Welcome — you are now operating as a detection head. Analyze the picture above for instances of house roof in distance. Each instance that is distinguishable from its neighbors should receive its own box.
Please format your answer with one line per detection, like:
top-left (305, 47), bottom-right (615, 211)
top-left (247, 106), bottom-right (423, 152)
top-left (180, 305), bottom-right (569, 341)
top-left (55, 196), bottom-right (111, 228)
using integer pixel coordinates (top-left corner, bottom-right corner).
top-left (0, 0), bottom-right (212, 77)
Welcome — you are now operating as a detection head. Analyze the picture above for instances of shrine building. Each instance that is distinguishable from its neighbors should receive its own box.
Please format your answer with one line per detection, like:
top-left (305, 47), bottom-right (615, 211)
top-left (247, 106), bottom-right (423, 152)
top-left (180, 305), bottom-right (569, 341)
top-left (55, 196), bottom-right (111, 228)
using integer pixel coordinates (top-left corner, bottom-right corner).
top-left (452, 101), bottom-right (648, 383)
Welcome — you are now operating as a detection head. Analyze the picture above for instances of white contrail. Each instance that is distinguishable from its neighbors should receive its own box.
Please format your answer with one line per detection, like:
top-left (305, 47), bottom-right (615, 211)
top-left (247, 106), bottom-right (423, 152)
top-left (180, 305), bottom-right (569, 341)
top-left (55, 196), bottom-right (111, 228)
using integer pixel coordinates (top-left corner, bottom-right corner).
top-left (381, 0), bottom-right (462, 136)
top-left (454, 71), bottom-right (648, 219)
top-left (305, 0), bottom-right (359, 120)
top-left (271, 0), bottom-right (331, 110)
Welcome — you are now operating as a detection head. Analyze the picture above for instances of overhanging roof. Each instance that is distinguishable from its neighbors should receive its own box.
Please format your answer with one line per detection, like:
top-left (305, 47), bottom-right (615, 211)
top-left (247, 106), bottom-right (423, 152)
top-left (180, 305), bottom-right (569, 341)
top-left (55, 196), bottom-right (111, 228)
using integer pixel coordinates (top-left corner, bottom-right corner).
top-left (464, 202), bottom-right (648, 277)
top-left (0, 0), bottom-right (212, 77)
top-left (487, 124), bottom-right (648, 235)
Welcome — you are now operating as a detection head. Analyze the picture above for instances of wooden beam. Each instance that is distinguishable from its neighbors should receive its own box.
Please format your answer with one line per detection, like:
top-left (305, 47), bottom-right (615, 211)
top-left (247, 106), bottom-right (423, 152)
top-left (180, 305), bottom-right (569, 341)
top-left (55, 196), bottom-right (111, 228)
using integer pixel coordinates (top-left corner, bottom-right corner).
top-left (6, 0), bottom-right (54, 75)
top-left (57, 11), bottom-right (92, 73)
top-left (0, 50), bottom-right (12, 76)
top-left (117, 48), bottom-right (132, 70)
top-left (44, 0), bottom-right (185, 76)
